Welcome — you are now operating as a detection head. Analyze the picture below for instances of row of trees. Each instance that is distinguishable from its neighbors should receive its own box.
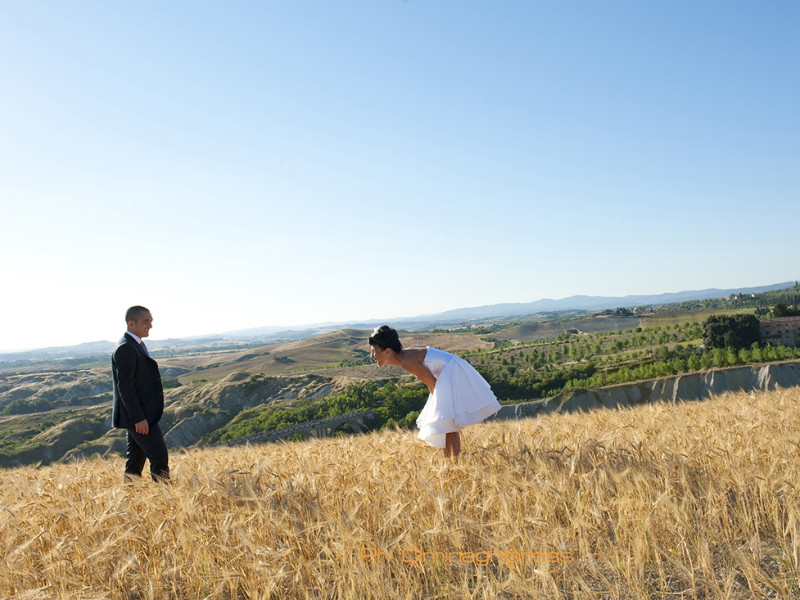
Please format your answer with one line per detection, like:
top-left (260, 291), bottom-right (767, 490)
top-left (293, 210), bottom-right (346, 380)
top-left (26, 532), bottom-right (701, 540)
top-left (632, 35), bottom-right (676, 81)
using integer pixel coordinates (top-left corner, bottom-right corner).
top-left (466, 323), bottom-right (703, 386)
top-left (471, 323), bottom-right (701, 362)
top-left (476, 339), bottom-right (800, 404)
top-left (562, 343), bottom-right (799, 391)
top-left (481, 309), bottom-right (800, 400)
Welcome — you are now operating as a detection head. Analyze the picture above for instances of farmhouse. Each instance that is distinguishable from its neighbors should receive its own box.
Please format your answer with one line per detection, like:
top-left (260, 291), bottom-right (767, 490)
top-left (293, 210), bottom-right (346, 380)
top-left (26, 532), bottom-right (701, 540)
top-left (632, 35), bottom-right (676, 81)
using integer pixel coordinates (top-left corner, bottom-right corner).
top-left (760, 316), bottom-right (800, 347)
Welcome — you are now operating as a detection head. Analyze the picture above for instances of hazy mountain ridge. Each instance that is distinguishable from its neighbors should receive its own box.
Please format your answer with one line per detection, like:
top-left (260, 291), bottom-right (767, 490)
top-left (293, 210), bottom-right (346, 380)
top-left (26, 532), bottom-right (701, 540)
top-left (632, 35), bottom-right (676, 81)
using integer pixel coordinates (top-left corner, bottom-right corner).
top-left (430, 281), bottom-right (796, 320)
top-left (3, 281), bottom-right (793, 363)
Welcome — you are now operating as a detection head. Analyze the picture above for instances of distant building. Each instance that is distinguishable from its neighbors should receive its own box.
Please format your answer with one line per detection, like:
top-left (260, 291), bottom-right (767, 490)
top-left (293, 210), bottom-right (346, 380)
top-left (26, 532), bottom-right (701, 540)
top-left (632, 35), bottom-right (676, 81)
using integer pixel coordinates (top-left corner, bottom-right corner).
top-left (760, 316), bottom-right (800, 347)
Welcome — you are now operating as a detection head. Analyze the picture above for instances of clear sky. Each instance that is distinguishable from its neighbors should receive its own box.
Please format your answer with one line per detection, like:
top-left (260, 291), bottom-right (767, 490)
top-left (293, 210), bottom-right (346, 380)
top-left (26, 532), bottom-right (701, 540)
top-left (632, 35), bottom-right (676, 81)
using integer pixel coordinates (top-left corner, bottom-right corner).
top-left (1, 1), bottom-right (798, 351)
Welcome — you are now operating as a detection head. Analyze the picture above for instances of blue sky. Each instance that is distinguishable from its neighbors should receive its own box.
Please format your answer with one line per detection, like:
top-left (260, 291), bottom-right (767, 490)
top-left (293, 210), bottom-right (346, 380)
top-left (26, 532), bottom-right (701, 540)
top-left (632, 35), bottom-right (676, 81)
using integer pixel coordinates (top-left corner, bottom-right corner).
top-left (1, 1), bottom-right (798, 351)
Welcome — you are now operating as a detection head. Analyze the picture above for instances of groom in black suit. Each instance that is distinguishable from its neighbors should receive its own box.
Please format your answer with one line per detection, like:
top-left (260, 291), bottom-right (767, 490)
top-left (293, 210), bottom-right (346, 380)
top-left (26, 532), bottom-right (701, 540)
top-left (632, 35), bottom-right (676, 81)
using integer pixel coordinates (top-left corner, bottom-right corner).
top-left (112, 305), bottom-right (169, 481)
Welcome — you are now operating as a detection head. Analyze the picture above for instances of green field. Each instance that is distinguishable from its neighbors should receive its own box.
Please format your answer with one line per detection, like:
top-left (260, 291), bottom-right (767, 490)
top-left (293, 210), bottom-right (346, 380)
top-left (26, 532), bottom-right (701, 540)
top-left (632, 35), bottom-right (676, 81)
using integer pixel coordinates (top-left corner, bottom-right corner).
top-left (641, 307), bottom-right (756, 328)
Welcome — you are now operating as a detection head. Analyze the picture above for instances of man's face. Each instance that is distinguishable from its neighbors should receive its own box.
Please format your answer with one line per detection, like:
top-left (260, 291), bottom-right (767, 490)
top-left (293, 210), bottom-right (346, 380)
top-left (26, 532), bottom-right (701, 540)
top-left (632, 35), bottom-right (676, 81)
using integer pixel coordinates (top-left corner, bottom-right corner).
top-left (128, 311), bottom-right (153, 339)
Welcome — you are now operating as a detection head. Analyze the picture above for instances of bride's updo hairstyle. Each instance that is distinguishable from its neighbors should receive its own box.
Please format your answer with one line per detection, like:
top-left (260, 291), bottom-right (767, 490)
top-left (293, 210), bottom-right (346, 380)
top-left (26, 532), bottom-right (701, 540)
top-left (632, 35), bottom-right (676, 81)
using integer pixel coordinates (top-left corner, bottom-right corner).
top-left (368, 325), bottom-right (402, 352)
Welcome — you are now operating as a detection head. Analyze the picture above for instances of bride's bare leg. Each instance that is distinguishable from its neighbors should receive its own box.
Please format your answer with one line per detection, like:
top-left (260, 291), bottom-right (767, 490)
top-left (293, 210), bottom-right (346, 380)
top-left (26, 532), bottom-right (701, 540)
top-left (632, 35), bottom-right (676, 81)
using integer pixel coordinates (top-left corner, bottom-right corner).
top-left (444, 432), bottom-right (461, 459)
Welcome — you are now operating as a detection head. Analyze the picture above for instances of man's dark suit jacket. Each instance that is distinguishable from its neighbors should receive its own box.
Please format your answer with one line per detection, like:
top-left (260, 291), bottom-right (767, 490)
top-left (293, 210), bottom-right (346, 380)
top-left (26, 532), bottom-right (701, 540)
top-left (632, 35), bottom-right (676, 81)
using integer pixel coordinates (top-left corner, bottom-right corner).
top-left (112, 333), bottom-right (164, 429)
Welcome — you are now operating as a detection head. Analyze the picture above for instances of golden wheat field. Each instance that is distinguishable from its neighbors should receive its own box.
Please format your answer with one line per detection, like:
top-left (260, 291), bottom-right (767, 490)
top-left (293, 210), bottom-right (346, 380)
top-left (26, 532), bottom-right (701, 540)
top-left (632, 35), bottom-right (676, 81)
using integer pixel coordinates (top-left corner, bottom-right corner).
top-left (2, 388), bottom-right (800, 600)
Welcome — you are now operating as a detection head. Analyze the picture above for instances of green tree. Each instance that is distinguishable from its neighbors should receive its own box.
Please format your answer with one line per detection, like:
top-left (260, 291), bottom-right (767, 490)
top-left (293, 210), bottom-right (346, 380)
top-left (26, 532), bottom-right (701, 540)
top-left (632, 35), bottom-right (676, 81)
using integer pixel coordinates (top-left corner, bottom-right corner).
top-left (725, 347), bottom-right (739, 366)
top-left (702, 314), bottom-right (760, 350)
top-left (738, 348), bottom-right (751, 364)
top-left (773, 302), bottom-right (800, 317)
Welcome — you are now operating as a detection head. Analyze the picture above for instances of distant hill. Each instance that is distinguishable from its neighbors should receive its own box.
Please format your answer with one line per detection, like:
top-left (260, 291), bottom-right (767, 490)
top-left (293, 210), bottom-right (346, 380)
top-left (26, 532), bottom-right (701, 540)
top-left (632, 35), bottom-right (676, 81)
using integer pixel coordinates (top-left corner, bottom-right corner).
top-left (1, 281), bottom-right (794, 362)
top-left (424, 281), bottom-right (796, 321)
top-left (0, 340), bottom-right (115, 362)
top-left (0, 337), bottom-right (257, 366)
top-left (225, 281), bottom-right (797, 338)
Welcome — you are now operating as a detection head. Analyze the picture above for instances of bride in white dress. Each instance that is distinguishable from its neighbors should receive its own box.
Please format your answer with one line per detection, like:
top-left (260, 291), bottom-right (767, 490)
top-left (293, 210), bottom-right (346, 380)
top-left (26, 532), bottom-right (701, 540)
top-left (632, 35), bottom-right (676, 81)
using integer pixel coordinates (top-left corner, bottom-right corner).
top-left (368, 325), bottom-right (501, 458)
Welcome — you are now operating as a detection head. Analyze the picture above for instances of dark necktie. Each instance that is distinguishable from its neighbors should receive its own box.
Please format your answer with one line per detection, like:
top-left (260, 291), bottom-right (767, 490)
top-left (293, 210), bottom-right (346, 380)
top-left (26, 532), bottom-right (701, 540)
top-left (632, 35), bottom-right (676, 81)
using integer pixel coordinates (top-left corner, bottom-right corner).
top-left (140, 342), bottom-right (150, 357)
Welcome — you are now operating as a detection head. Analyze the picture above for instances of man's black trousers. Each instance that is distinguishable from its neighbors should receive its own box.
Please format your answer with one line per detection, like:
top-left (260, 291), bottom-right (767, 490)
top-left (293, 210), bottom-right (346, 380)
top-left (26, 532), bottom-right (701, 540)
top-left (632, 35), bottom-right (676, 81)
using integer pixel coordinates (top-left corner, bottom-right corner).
top-left (125, 423), bottom-right (170, 481)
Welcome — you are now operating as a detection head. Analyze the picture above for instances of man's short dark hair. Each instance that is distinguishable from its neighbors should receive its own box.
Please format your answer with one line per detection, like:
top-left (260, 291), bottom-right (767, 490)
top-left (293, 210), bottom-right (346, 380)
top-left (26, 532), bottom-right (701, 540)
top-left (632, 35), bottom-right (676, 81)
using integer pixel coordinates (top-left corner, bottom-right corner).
top-left (125, 305), bottom-right (150, 323)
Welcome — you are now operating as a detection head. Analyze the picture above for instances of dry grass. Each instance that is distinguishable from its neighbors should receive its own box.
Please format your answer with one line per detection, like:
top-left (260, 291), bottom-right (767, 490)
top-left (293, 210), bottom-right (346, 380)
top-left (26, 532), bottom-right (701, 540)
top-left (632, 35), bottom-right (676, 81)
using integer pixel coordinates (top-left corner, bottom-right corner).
top-left (2, 388), bottom-right (800, 599)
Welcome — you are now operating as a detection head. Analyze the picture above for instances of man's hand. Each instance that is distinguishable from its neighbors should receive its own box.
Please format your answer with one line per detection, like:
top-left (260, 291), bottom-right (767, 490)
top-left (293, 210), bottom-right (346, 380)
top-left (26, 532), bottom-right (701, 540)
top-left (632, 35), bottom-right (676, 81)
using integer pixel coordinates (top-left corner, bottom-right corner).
top-left (134, 419), bottom-right (150, 435)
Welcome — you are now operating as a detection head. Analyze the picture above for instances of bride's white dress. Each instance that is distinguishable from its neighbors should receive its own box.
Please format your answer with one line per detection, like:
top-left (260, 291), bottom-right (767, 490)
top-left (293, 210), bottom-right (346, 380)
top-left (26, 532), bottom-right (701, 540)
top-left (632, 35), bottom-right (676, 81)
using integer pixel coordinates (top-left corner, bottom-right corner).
top-left (415, 347), bottom-right (501, 448)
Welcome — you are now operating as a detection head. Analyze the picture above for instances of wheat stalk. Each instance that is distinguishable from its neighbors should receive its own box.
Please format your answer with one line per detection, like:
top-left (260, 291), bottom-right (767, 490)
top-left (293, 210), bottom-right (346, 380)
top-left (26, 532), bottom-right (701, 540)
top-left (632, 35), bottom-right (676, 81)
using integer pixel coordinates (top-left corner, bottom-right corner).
top-left (2, 388), bottom-right (799, 599)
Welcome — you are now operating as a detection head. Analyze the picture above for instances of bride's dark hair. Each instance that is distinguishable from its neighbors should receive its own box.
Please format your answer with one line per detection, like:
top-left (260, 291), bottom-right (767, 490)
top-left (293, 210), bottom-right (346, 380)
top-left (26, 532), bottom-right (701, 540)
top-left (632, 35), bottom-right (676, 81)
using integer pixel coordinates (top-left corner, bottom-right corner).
top-left (368, 325), bottom-right (402, 353)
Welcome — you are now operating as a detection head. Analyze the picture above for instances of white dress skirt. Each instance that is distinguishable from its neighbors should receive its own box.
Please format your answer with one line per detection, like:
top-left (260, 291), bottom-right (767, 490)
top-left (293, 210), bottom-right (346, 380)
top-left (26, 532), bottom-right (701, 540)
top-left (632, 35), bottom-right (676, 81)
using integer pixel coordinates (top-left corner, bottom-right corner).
top-left (415, 347), bottom-right (502, 448)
